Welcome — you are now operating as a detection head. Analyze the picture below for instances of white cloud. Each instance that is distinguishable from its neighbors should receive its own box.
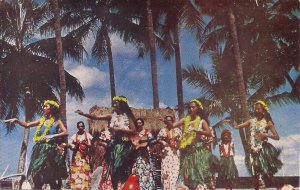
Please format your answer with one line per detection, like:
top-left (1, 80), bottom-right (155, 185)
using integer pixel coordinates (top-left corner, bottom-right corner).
top-left (111, 34), bottom-right (137, 57)
top-left (127, 70), bottom-right (148, 80)
top-left (271, 134), bottom-right (300, 176)
top-left (68, 65), bottom-right (109, 89)
top-left (66, 92), bottom-right (111, 134)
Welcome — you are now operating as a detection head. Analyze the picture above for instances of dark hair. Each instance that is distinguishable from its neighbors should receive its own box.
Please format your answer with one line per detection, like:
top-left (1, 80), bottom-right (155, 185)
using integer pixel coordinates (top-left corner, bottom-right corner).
top-left (221, 129), bottom-right (232, 141)
top-left (77, 121), bottom-right (85, 129)
top-left (264, 112), bottom-right (274, 124)
top-left (49, 105), bottom-right (60, 120)
top-left (189, 101), bottom-right (209, 123)
top-left (116, 96), bottom-right (136, 122)
top-left (134, 118), bottom-right (144, 126)
top-left (164, 115), bottom-right (174, 123)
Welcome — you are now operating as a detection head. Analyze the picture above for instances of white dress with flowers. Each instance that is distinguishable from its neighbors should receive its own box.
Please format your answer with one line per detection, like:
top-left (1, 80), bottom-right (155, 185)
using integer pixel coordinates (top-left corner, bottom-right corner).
top-left (70, 132), bottom-right (93, 190)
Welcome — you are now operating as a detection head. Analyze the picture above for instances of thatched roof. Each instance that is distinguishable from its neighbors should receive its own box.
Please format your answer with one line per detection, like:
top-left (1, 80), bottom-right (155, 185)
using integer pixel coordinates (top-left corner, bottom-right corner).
top-left (87, 105), bottom-right (175, 134)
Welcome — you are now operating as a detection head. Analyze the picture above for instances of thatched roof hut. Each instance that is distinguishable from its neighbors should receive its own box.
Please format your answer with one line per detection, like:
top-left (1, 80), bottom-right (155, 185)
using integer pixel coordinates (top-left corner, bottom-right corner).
top-left (87, 105), bottom-right (175, 134)
top-left (86, 105), bottom-right (175, 171)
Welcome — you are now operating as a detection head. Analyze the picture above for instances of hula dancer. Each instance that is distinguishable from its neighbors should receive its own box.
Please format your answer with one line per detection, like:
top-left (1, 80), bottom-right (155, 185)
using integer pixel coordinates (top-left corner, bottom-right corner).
top-left (6, 100), bottom-right (68, 189)
top-left (234, 100), bottom-right (282, 189)
top-left (69, 121), bottom-right (93, 190)
top-left (167, 99), bottom-right (212, 190)
top-left (76, 95), bottom-right (136, 190)
top-left (218, 130), bottom-right (238, 190)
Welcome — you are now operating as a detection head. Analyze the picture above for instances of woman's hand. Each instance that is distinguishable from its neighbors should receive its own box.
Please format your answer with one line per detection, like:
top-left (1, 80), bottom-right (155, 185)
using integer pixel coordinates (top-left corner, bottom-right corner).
top-left (4, 118), bottom-right (18, 123)
top-left (75, 110), bottom-right (84, 115)
top-left (256, 132), bottom-right (267, 141)
top-left (42, 134), bottom-right (54, 141)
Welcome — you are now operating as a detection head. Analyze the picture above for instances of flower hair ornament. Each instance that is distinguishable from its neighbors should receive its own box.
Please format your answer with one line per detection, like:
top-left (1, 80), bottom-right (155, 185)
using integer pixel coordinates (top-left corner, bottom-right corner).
top-left (44, 100), bottom-right (60, 108)
top-left (190, 99), bottom-right (204, 110)
top-left (113, 96), bottom-right (127, 103)
top-left (255, 100), bottom-right (269, 111)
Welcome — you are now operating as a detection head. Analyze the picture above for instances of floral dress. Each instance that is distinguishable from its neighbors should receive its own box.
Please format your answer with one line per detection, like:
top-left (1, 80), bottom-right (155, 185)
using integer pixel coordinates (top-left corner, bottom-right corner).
top-left (245, 118), bottom-right (282, 177)
top-left (131, 129), bottom-right (155, 190)
top-left (69, 132), bottom-right (93, 190)
top-left (157, 128), bottom-right (182, 190)
top-left (99, 112), bottom-right (135, 190)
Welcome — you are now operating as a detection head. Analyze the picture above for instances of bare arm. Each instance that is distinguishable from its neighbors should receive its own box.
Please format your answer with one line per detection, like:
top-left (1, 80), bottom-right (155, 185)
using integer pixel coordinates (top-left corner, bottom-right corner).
top-left (234, 120), bottom-right (251, 129)
top-left (111, 127), bottom-right (137, 135)
top-left (5, 118), bottom-right (40, 128)
top-left (195, 120), bottom-right (212, 136)
top-left (258, 121), bottom-right (279, 140)
top-left (42, 120), bottom-right (68, 141)
top-left (75, 110), bottom-right (111, 120)
top-left (167, 118), bottom-right (185, 128)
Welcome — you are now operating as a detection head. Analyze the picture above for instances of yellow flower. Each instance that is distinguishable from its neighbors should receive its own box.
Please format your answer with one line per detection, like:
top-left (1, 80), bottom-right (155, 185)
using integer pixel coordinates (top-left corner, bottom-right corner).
top-left (180, 115), bottom-right (200, 149)
top-left (33, 117), bottom-right (55, 142)
top-left (112, 96), bottom-right (127, 103)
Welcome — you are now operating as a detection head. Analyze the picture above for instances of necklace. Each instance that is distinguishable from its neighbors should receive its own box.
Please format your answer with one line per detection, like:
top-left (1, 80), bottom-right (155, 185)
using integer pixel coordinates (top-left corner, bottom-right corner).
top-left (180, 115), bottom-right (200, 149)
top-left (33, 116), bottom-right (55, 142)
top-left (220, 143), bottom-right (231, 157)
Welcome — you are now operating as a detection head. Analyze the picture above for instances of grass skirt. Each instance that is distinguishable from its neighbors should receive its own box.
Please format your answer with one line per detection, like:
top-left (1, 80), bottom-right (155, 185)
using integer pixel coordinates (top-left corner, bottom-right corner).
top-left (104, 140), bottom-right (135, 188)
top-left (219, 156), bottom-right (238, 181)
top-left (245, 141), bottom-right (282, 176)
top-left (27, 142), bottom-right (67, 185)
top-left (180, 142), bottom-right (212, 189)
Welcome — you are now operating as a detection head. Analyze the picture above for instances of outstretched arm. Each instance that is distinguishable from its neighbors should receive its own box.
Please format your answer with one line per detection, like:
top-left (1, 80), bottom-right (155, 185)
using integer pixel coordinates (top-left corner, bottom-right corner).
top-left (257, 121), bottom-right (280, 140)
top-left (234, 120), bottom-right (251, 129)
top-left (5, 118), bottom-right (40, 128)
top-left (75, 110), bottom-right (111, 120)
top-left (166, 118), bottom-right (185, 129)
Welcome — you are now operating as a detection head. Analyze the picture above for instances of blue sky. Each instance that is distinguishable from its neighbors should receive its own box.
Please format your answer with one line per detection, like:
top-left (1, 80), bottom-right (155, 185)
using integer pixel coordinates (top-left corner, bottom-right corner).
top-left (1, 29), bottom-right (299, 178)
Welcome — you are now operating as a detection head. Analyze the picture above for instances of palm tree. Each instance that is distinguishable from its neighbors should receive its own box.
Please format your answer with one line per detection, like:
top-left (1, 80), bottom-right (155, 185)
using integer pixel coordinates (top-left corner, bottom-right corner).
top-left (0, 1), bottom-right (85, 186)
top-left (146, 0), bottom-right (159, 108)
top-left (52, 0), bottom-right (67, 127)
top-left (182, 52), bottom-right (299, 148)
top-left (52, 0), bottom-right (153, 104)
top-left (190, 0), bottom-right (299, 151)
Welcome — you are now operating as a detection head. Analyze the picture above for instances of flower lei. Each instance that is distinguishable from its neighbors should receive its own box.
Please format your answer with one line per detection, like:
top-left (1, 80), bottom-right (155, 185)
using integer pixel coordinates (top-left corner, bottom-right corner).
top-left (179, 115), bottom-right (200, 149)
top-left (250, 118), bottom-right (267, 152)
top-left (220, 142), bottom-right (231, 158)
top-left (33, 116), bottom-right (55, 142)
top-left (255, 100), bottom-right (268, 111)
top-left (44, 100), bottom-right (60, 108)
top-left (113, 96), bottom-right (127, 103)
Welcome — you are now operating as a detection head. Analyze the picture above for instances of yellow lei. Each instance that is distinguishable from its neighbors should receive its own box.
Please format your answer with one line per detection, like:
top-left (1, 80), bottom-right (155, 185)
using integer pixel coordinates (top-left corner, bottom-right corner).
top-left (33, 116), bottom-right (55, 142)
top-left (180, 115), bottom-right (200, 149)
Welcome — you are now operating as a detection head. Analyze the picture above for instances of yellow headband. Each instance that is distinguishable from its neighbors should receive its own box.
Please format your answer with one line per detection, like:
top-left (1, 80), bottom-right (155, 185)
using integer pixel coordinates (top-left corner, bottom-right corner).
top-left (113, 96), bottom-right (127, 103)
top-left (44, 100), bottom-right (60, 108)
top-left (255, 100), bottom-right (269, 111)
top-left (190, 99), bottom-right (204, 110)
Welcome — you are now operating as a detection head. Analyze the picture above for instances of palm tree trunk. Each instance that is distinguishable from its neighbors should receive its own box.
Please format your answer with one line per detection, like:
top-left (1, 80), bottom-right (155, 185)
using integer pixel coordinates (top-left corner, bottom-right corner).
top-left (285, 73), bottom-right (300, 101)
top-left (53, 0), bottom-right (67, 127)
top-left (16, 91), bottom-right (32, 190)
top-left (104, 29), bottom-right (116, 101)
top-left (227, 7), bottom-right (250, 151)
top-left (174, 23), bottom-right (184, 118)
top-left (146, 0), bottom-right (159, 109)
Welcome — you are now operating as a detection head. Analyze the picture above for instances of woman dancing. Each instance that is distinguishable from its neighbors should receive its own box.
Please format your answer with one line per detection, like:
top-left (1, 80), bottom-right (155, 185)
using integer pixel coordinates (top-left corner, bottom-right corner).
top-left (234, 100), bottom-right (282, 189)
top-left (76, 95), bottom-right (136, 190)
top-left (167, 99), bottom-right (213, 189)
top-left (7, 100), bottom-right (68, 189)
